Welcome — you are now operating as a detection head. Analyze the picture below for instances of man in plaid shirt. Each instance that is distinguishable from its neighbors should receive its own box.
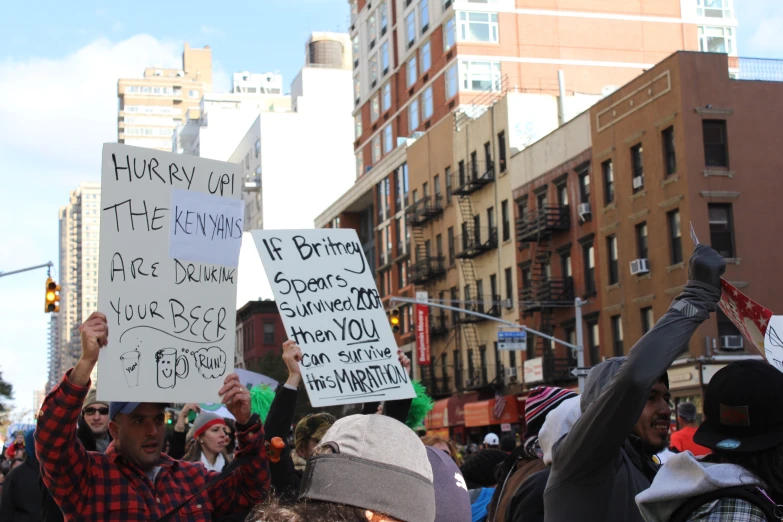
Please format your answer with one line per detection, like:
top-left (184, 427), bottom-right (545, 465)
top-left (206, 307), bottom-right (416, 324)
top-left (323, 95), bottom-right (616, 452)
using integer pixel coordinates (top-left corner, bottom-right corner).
top-left (35, 312), bottom-right (271, 521)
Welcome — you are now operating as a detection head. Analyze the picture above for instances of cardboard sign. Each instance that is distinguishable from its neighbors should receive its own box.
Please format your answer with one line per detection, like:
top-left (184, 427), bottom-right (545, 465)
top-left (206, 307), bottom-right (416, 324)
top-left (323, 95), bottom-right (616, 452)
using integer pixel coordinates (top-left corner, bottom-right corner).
top-left (252, 229), bottom-right (415, 407)
top-left (97, 144), bottom-right (243, 402)
top-left (764, 317), bottom-right (783, 373)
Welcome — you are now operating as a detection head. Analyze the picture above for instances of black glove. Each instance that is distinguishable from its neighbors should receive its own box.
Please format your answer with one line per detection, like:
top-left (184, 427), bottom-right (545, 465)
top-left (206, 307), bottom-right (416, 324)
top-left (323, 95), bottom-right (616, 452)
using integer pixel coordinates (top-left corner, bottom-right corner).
top-left (688, 244), bottom-right (726, 290)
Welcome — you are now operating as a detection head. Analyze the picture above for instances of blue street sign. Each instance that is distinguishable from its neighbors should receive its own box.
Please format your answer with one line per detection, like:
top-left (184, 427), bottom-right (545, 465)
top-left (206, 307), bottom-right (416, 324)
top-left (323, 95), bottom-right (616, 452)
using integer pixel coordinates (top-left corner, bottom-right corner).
top-left (498, 330), bottom-right (526, 341)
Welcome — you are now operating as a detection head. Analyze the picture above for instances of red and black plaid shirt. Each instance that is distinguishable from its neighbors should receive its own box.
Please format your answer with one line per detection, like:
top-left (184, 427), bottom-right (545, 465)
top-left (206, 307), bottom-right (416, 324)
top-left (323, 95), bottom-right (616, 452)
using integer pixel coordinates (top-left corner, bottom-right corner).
top-left (36, 370), bottom-right (270, 521)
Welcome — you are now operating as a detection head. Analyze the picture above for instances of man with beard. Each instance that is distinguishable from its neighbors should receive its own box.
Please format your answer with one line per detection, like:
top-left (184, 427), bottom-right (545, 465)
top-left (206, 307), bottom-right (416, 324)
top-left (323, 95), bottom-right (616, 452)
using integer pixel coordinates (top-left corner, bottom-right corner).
top-left (543, 245), bottom-right (725, 522)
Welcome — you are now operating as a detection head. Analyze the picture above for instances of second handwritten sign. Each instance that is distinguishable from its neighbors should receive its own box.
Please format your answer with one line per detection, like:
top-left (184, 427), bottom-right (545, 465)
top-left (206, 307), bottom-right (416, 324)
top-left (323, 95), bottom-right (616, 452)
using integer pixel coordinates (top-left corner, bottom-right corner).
top-left (253, 229), bottom-right (415, 407)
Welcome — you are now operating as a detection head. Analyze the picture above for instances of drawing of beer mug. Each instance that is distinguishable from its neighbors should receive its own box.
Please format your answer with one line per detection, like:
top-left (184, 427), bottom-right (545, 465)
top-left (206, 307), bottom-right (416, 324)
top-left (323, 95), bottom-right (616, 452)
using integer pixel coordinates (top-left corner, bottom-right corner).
top-left (154, 348), bottom-right (189, 389)
top-left (120, 349), bottom-right (141, 387)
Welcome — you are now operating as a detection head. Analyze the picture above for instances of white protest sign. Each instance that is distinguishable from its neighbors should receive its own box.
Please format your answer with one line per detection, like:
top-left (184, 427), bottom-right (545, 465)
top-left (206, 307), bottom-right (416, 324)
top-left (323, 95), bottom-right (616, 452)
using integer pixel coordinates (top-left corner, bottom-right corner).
top-left (763, 317), bottom-right (783, 373)
top-left (97, 143), bottom-right (243, 402)
top-left (252, 229), bottom-right (415, 407)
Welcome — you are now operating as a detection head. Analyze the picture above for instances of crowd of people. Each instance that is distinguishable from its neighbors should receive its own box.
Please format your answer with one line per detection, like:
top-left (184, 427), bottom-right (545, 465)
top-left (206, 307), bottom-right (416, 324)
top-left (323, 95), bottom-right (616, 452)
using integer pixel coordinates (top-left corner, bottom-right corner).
top-left (1, 244), bottom-right (782, 521)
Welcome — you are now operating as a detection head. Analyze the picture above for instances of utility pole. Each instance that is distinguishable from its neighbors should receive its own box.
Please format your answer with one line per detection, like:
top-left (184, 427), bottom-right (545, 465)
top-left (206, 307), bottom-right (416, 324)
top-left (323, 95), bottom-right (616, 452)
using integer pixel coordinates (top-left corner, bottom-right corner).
top-left (390, 295), bottom-right (588, 392)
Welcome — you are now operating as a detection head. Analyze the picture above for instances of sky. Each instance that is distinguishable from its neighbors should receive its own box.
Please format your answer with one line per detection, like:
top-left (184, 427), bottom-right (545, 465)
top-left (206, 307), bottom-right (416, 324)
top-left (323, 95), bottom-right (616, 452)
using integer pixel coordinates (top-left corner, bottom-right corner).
top-left (1, 0), bottom-right (782, 421)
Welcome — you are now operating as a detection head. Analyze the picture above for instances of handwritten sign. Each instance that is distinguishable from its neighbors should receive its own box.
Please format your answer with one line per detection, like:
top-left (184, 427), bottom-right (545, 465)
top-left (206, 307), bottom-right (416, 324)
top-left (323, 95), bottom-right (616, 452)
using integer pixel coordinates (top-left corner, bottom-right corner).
top-left (97, 143), bottom-right (243, 402)
top-left (252, 229), bottom-right (415, 407)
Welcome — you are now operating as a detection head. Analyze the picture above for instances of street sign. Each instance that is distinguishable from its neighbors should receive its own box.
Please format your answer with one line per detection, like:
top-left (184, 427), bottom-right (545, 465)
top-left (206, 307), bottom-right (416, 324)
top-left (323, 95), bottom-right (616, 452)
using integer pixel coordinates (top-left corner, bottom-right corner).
top-left (570, 367), bottom-right (591, 378)
top-left (498, 329), bottom-right (526, 351)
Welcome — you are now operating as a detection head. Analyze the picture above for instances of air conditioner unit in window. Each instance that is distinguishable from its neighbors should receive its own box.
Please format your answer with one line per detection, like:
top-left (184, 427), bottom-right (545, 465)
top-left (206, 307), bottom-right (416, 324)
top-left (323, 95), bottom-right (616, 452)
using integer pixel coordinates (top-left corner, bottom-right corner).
top-left (502, 298), bottom-right (513, 309)
top-left (632, 176), bottom-right (644, 190)
top-left (720, 335), bottom-right (744, 351)
top-left (577, 202), bottom-right (592, 222)
top-left (630, 258), bottom-right (650, 275)
top-left (505, 367), bottom-right (517, 378)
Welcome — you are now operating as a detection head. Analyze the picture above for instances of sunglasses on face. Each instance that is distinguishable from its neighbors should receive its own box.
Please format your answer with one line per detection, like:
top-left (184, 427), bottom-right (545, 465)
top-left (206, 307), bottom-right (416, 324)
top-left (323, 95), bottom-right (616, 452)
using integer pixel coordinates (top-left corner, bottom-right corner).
top-left (84, 407), bottom-right (109, 416)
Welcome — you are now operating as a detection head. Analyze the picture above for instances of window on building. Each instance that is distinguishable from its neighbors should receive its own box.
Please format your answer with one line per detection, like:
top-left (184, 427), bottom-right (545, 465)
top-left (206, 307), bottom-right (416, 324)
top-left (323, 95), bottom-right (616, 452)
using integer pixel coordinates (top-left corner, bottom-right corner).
top-left (263, 322), bottom-right (275, 344)
top-left (699, 26), bottom-right (734, 54)
top-left (254, 139), bottom-right (260, 157)
top-left (504, 267), bottom-right (513, 301)
top-left (607, 235), bottom-right (619, 285)
top-left (381, 41), bottom-right (390, 75)
top-left (408, 56), bottom-right (418, 88)
top-left (498, 131), bottom-right (507, 172)
top-left (356, 151), bottom-right (364, 178)
top-left (422, 86), bottom-right (434, 120)
top-left (631, 144), bottom-right (644, 193)
top-left (557, 182), bottom-right (568, 207)
top-left (383, 125), bottom-right (393, 154)
top-left (354, 115), bottom-right (362, 140)
top-left (371, 94), bottom-right (380, 122)
top-left (602, 159), bottom-right (614, 205)
top-left (697, 0), bottom-right (732, 18)
top-left (370, 54), bottom-right (379, 86)
top-left (460, 60), bottom-right (501, 91)
top-left (583, 241), bottom-right (596, 294)
top-left (397, 260), bottom-right (407, 289)
top-left (444, 16), bottom-right (456, 51)
top-left (490, 274), bottom-right (498, 302)
top-left (587, 319), bottom-right (600, 365)
top-left (445, 166), bottom-right (453, 204)
top-left (501, 200), bottom-right (510, 241)
top-left (382, 82), bottom-right (392, 112)
top-left (354, 74), bottom-right (361, 105)
top-left (406, 11), bottom-right (416, 48)
top-left (352, 35), bottom-right (359, 68)
top-left (476, 279), bottom-right (484, 312)
top-left (636, 222), bottom-right (648, 260)
top-left (578, 169), bottom-right (590, 204)
top-left (405, 99), bottom-right (419, 134)
top-left (457, 11), bottom-right (499, 43)
top-left (611, 315), bottom-right (624, 356)
top-left (703, 120), bottom-right (728, 167)
top-left (561, 250), bottom-right (572, 280)
top-left (662, 126), bottom-right (676, 176)
top-left (668, 209), bottom-right (683, 265)
top-left (421, 41), bottom-right (432, 73)
top-left (487, 206), bottom-right (495, 237)
top-left (380, 1), bottom-right (388, 33)
top-left (420, 0), bottom-right (430, 32)
top-left (709, 204), bottom-right (735, 258)
top-left (372, 135), bottom-right (381, 164)
top-left (188, 89), bottom-right (200, 98)
top-left (369, 13), bottom-right (378, 47)
top-left (446, 63), bottom-right (458, 98)
top-left (641, 307), bottom-right (654, 335)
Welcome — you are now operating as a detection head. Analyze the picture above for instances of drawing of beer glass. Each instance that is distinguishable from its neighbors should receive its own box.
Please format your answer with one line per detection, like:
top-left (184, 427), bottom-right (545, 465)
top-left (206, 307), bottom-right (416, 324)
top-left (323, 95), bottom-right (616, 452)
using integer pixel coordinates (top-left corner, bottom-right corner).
top-left (120, 349), bottom-right (141, 387)
top-left (155, 348), bottom-right (189, 389)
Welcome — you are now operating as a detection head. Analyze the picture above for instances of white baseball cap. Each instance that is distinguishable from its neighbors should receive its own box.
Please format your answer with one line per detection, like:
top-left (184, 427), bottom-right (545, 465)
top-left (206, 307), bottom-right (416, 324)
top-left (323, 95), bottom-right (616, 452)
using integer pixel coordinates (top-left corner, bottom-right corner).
top-left (483, 433), bottom-right (499, 446)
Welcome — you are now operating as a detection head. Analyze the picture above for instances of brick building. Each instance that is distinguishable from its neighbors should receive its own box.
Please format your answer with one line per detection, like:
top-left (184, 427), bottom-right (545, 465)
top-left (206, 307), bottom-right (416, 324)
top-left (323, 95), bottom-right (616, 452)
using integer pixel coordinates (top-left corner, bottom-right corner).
top-left (235, 300), bottom-right (286, 371)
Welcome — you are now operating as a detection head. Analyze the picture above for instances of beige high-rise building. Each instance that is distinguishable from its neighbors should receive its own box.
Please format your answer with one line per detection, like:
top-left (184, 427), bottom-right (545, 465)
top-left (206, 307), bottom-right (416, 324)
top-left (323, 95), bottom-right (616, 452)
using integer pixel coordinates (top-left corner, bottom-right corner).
top-left (57, 182), bottom-right (101, 384)
top-left (117, 43), bottom-right (213, 151)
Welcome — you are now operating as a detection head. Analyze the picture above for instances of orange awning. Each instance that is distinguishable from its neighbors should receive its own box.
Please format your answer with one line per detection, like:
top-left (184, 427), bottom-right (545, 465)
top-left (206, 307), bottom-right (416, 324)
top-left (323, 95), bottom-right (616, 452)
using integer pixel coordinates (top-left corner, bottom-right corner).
top-left (425, 398), bottom-right (449, 430)
top-left (464, 395), bottom-right (519, 427)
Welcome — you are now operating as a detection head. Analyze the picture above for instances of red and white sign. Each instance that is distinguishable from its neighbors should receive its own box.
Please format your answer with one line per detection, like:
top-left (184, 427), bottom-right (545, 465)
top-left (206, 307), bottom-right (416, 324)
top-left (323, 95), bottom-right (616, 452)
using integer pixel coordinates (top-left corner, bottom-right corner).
top-left (524, 357), bottom-right (544, 384)
top-left (416, 303), bottom-right (430, 365)
top-left (719, 279), bottom-right (772, 353)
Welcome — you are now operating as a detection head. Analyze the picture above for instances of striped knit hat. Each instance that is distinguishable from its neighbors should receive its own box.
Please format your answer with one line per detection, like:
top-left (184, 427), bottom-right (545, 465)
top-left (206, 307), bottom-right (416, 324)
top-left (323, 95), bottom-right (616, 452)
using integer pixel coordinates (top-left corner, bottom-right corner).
top-left (191, 412), bottom-right (226, 440)
top-left (524, 386), bottom-right (578, 437)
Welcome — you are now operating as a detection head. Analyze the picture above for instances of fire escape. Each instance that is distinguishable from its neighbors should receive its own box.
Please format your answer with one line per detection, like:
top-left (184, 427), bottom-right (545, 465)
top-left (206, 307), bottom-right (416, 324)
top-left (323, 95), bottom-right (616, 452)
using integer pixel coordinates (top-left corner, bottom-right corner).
top-left (516, 202), bottom-right (573, 383)
top-left (452, 155), bottom-right (498, 390)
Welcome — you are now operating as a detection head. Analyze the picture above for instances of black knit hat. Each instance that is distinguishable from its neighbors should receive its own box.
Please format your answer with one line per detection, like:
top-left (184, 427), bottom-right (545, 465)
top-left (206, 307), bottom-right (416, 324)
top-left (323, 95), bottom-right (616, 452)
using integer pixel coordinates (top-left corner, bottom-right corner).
top-left (459, 449), bottom-right (507, 489)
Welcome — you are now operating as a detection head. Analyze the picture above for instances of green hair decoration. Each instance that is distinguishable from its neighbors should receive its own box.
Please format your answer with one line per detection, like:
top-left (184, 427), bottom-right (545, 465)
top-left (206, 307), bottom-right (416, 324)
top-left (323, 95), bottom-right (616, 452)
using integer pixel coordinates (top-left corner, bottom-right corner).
top-left (249, 385), bottom-right (276, 423)
top-left (405, 380), bottom-right (434, 429)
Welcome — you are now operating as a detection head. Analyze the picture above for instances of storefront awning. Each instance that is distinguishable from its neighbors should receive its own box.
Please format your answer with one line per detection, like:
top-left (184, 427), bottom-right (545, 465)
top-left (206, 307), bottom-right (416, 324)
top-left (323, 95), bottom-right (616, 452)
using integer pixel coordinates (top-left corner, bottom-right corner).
top-left (464, 395), bottom-right (519, 427)
top-left (425, 398), bottom-right (449, 430)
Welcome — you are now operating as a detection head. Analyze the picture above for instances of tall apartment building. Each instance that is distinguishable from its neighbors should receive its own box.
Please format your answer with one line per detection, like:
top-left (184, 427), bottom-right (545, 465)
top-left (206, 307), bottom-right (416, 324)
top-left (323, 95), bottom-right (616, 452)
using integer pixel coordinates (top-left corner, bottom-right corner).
top-left (349, 0), bottom-right (737, 182)
top-left (117, 43), bottom-right (213, 151)
top-left (57, 182), bottom-right (101, 384)
top-left (230, 33), bottom-right (355, 231)
top-left (46, 314), bottom-right (60, 392)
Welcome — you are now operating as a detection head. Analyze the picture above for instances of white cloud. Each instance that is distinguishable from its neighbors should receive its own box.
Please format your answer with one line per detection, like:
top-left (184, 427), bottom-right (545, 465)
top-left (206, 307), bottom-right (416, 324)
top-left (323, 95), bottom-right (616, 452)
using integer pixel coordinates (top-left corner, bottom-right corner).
top-left (0, 34), bottom-right (181, 178)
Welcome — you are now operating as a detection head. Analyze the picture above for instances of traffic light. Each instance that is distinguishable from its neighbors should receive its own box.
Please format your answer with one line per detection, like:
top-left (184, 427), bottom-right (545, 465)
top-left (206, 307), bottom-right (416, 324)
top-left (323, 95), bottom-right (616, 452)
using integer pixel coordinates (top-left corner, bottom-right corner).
top-left (44, 277), bottom-right (60, 313)
top-left (390, 308), bottom-right (400, 334)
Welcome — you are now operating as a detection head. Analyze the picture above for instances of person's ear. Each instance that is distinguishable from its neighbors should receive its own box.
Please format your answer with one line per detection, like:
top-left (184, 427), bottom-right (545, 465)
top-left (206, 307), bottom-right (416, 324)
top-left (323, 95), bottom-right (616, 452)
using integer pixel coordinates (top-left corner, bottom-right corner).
top-left (108, 420), bottom-right (119, 440)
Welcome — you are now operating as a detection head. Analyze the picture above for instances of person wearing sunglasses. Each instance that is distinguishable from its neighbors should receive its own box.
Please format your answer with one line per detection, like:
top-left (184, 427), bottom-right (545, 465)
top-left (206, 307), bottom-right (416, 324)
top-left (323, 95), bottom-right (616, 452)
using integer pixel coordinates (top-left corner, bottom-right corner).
top-left (79, 389), bottom-right (112, 453)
